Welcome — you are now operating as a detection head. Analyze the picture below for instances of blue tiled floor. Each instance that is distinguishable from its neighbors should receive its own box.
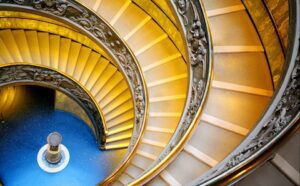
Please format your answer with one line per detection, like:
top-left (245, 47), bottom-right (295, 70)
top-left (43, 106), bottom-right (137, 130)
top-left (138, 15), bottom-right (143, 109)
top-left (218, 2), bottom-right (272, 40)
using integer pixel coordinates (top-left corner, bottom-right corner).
top-left (0, 109), bottom-right (125, 186)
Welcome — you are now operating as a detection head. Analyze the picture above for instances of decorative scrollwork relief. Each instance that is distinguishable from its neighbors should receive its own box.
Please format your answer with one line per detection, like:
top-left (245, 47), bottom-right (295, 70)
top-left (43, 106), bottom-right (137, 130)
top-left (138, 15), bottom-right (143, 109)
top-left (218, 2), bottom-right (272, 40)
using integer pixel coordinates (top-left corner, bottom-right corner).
top-left (0, 65), bottom-right (106, 147)
top-left (177, 0), bottom-right (189, 25)
top-left (162, 0), bottom-right (209, 159)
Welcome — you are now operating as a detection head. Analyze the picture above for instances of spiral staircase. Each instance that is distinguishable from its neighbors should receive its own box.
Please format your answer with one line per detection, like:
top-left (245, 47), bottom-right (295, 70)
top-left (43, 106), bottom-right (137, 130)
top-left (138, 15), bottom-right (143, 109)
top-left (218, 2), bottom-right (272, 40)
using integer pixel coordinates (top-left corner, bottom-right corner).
top-left (0, 0), bottom-right (299, 185)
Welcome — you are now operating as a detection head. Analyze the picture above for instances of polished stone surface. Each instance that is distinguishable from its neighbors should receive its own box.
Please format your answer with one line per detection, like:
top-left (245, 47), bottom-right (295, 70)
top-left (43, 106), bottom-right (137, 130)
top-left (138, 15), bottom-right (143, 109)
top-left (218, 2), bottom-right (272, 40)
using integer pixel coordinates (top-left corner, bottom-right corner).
top-left (264, 0), bottom-right (289, 51)
top-left (242, 0), bottom-right (285, 87)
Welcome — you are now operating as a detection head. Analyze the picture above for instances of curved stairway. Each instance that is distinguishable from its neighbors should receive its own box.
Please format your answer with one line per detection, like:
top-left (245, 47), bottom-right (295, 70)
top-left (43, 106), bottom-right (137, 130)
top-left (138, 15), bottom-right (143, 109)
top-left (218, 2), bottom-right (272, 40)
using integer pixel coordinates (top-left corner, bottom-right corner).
top-left (0, 0), bottom-right (287, 185)
top-left (74, 0), bottom-right (275, 185)
top-left (0, 26), bottom-right (134, 150)
top-left (138, 1), bottom-right (275, 185)
top-left (76, 0), bottom-right (189, 183)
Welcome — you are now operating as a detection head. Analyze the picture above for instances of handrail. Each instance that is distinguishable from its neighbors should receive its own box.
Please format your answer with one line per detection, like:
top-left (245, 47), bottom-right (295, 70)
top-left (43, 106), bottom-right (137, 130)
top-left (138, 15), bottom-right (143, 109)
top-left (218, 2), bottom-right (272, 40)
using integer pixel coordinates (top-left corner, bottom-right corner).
top-left (129, 0), bottom-right (213, 184)
top-left (190, 0), bottom-right (300, 185)
top-left (0, 0), bottom-right (148, 154)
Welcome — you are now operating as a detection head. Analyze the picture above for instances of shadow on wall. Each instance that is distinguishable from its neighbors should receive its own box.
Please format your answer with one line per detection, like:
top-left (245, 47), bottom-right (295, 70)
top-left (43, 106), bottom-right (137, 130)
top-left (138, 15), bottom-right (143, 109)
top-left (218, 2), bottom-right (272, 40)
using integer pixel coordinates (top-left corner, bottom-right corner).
top-left (0, 85), bottom-right (93, 132)
top-left (54, 90), bottom-right (94, 132)
top-left (0, 85), bottom-right (55, 122)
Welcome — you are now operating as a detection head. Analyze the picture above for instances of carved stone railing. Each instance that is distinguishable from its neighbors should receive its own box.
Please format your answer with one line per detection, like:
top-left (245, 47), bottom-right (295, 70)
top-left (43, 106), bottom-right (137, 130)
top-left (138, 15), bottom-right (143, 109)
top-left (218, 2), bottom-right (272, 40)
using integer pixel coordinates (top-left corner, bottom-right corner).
top-left (128, 0), bottom-right (212, 184)
top-left (190, 0), bottom-right (300, 185)
top-left (0, 0), bottom-right (148, 154)
top-left (0, 64), bottom-right (106, 146)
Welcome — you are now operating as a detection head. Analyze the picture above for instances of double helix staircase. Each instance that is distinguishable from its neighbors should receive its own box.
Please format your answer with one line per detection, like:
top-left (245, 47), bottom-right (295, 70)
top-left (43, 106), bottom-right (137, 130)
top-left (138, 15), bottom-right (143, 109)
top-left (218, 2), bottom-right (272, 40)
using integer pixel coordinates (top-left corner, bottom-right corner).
top-left (144, 0), bottom-right (275, 184)
top-left (0, 0), bottom-right (297, 185)
top-left (74, 0), bottom-right (275, 185)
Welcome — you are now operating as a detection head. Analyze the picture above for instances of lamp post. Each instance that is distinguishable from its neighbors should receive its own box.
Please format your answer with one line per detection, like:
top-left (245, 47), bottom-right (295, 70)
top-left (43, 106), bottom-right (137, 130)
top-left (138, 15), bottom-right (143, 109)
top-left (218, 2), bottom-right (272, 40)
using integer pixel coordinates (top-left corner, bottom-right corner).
top-left (37, 131), bottom-right (70, 173)
top-left (46, 132), bottom-right (62, 164)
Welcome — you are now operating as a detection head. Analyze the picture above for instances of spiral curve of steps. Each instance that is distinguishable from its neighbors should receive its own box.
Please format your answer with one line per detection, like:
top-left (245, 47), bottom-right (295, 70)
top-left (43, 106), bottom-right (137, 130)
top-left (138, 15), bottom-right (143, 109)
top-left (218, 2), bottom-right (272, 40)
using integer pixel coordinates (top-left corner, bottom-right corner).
top-left (0, 23), bottom-right (135, 149)
top-left (0, 0), bottom-right (287, 185)
top-left (71, 0), bottom-right (275, 185)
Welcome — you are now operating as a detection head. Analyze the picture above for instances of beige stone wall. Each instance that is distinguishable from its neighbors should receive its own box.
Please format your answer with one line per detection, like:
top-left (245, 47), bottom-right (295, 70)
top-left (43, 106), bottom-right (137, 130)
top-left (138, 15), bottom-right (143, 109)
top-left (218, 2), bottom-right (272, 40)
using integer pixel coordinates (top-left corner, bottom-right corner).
top-left (0, 86), bottom-right (28, 120)
top-left (243, 0), bottom-right (286, 87)
top-left (264, 0), bottom-right (289, 52)
top-left (54, 91), bottom-right (94, 133)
